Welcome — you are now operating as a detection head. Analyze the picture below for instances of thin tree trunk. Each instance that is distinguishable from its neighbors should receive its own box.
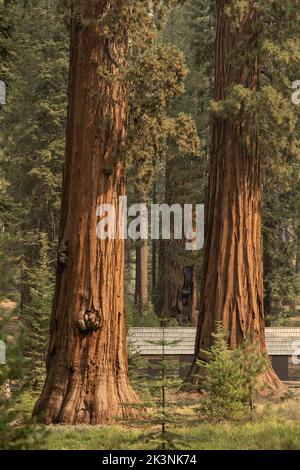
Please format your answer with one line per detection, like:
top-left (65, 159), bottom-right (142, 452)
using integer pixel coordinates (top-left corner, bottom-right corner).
top-left (156, 156), bottom-right (197, 323)
top-left (263, 234), bottom-right (272, 326)
top-left (187, 266), bottom-right (197, 326)
top-left (140, 238), bottom-right (148, 313)
top-left (156, 157), bottom-right (181, 318)
top-left (135, 243), bottom-right (141, 309)
top-left (33, 1), bottom-right (138, 424)
top-left (135, 239), bottom-right (148, 314)
top-left (157, 239), bottom-right (168, 316)
top-left (187, 0), bottom-right (282, 391)
top-left (152, 179), bottom-right (157, 303)
top-left (296, 222), bottom-right (300, 274)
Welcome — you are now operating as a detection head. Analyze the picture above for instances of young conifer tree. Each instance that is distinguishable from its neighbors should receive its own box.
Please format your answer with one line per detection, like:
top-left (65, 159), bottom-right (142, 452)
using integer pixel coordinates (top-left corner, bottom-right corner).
top-left (197, 324), bottom-right (267, 422)
top-left (22, 233), bottom-right (54, 389)
top-left (127, 320), bottom-right (192, 450)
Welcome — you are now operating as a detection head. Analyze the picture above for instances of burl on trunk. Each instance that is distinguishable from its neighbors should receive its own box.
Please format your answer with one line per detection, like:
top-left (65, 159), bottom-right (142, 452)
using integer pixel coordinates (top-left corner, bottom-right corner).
top-left (188, 1), bottom-right (282, 391)
top-left (33, 1), bottom-right (138, 424)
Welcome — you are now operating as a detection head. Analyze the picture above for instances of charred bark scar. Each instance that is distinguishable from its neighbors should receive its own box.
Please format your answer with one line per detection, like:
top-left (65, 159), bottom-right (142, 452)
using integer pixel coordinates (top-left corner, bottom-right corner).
top-left (58, 239), bottom-right (68, 267)
top-left (76, 307), bottom-right (102, 334)
top-left (67, 365), bottom-right (75, 374)
top-left (103, 164), bottom-right (113, 176)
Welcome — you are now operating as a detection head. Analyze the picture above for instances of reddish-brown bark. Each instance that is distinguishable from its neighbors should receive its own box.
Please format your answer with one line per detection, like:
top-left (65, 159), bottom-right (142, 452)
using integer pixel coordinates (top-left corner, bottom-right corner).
top-left (188, 1), bottom-right (282, 391)
top-left (33, 1), bottom-right (138, 424)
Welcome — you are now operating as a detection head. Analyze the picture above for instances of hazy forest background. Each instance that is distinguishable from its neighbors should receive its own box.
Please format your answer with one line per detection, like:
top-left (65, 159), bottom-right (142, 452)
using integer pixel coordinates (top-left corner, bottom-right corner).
top-left (1, 0), bottom-right (300, 451)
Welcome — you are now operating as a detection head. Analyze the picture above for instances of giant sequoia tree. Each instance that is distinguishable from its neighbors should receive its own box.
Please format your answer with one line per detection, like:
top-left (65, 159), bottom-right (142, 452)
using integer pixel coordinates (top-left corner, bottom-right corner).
top-left (189, 0), bottom-right (282, 389)
top-left (33, 0), bottom-right (138, 424)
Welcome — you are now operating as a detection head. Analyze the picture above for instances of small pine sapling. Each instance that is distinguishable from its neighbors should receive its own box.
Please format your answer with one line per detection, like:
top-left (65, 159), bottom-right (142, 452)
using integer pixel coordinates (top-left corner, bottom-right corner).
top-left (125, 320), bottom-right (192, 450)
top-left (197, 324), bottom-right (269, 422)
top-left (196, 324), bottom-right (246, 422)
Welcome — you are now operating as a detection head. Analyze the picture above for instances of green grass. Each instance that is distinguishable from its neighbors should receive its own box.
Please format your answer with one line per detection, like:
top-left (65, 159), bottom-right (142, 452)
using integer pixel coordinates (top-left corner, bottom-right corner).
top-left (42, 420), bottom-right (300, 450)
top-left (6, 392), bottom-right (300, 450)
top-left (45, 425), bottom-right (140, 450)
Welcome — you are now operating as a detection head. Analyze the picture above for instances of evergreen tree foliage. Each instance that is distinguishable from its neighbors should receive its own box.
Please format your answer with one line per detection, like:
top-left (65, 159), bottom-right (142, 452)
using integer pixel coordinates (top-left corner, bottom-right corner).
top-left (22, 233), bottom-right (54, 388)
top-left (0, 0), bottom-right (69, 345)
top-left (1, 0), bottom-right (69, 247)
top-left (0, 306), bottom-right (46, 449)
top-left (126, 325), bottom-right (191, 450)
top-left (122, 1), bottom-right (202, 315)
top-left (258, 0), bottom-right (300, 323)
top-left (197, 325), bottom-right (267, 422)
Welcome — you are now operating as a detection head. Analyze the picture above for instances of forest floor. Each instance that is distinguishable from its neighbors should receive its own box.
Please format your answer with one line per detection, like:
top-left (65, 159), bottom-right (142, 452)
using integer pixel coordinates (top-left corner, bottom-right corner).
top-left (11, 390), bottom-right (300, 450)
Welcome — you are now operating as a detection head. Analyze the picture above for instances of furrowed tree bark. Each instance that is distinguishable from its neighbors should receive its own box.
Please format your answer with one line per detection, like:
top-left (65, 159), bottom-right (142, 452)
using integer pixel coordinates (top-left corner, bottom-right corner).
top-left (33, 0), bottom-right (138, 424)
top-left (187, 0), bottom-right (282, 391)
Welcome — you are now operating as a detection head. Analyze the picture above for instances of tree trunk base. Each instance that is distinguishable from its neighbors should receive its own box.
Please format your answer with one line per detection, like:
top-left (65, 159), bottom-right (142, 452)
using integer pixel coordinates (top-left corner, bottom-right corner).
top-left (33, 374), bottom-right (139, 425)
top-left (183, 360), bottom-right (286, 397)
top-left (258, 366), bottom-right (286, 396)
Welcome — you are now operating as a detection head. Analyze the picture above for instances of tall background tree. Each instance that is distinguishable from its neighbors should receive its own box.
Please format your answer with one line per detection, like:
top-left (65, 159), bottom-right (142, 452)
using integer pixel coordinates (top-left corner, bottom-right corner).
top-left (189, 0), bottom-right (288, 389)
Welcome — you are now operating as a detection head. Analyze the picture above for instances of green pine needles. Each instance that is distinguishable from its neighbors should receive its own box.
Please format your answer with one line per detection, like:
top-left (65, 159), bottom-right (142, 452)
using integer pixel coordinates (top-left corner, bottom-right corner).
top-left (126, 322), bottom-right (193, 450)
top-left (197, 324), bottom-right (267, 422)
top-left (22, 233), bottom-right (54, 389)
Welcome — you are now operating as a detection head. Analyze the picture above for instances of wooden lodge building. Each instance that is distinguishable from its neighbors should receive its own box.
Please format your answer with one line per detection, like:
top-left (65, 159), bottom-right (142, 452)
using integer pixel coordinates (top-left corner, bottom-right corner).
top-left (128, 327), bottom-right (300, 382)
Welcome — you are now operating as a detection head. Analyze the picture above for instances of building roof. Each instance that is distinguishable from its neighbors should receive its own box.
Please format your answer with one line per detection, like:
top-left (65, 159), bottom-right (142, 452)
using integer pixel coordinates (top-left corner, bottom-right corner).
top-left (128, 327), bottom-right (300, 357)
top-left (266, 327), bottom-right (300, 356)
